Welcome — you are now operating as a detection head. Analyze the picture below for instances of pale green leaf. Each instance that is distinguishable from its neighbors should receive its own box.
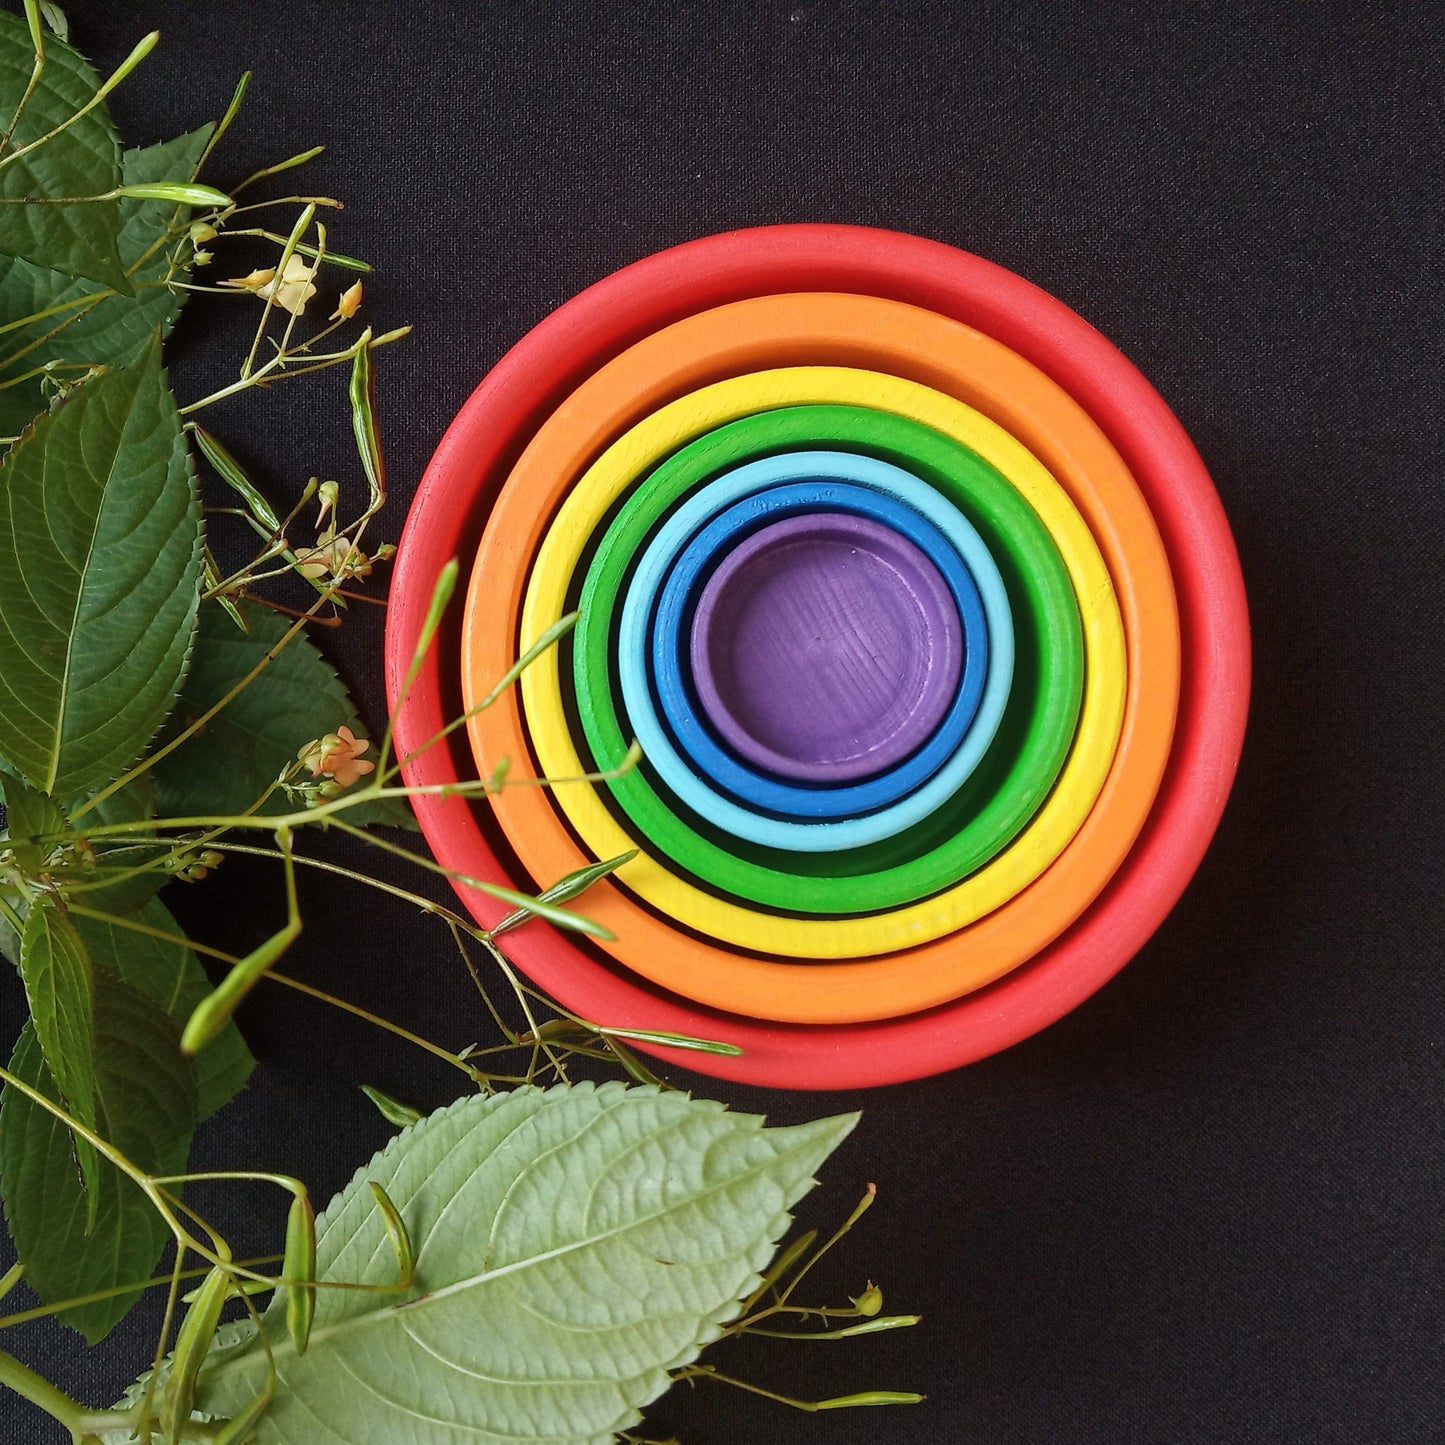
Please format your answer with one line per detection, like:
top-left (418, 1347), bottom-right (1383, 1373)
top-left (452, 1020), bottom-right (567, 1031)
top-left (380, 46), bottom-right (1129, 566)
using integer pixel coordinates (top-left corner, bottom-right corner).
top-left (0, 337), bottom-right (202, 797)
top-left (17, 896), bottom-right (95, 1151)
top-left (0, 125), bottom-right (215, 438)
top-left (0, 10), bottom-right (126, 289)
top-left (153, 602), bottom-right (413, 827)
top-left (0, 971), bottom-right (196, 1340)
top-left (194, 1083), bottom-right (856, 1443)
top-left (73, 897), bottom-right (254, 1121)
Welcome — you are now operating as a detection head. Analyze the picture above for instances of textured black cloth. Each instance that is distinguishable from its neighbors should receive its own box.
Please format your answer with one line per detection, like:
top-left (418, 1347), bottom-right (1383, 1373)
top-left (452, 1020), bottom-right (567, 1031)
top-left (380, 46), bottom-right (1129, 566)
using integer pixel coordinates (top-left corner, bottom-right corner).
top-left (1, 2), bottom-right (1441, 1441)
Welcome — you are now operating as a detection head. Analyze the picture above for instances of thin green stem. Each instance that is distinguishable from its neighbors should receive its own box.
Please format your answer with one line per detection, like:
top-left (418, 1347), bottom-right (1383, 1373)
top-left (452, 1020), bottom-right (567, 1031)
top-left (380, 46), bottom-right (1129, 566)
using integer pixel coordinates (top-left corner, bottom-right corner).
top-left (774, 1185), bottom-right (878, 1311)
top-left (0, 30), bottom-right (159, 172)
top-left (240, 203), bottom-right (313, 379)
top-left (0, 1345), bottom-right (84, 1436)
top-left (0, 4), bottom-right (44, 156)
top-left (0, 292), bottom-right (108, 372)
top-left (177, 334), bottom-right (384, 414)
top-left (63, 904), bottom-right (244, 967)
top-left (386, 611), bottom-right (579, 784)
top-left (197, 71), bottom-right (251, 174)
top-left (220, 195), bottom-right (342, 216)
top-left (261, 969), bottom-right (488, 1084)
top-left (0, 1258), bottom-right (283, 1330)
top-left (0, 289), bottom-right (114, 339)
top-left (138, 1245), bottom-right (187, 1442)
top-left (231, 146), bottom-right (324, 193)
top-left (471, 932), bottom-right (567, 1079)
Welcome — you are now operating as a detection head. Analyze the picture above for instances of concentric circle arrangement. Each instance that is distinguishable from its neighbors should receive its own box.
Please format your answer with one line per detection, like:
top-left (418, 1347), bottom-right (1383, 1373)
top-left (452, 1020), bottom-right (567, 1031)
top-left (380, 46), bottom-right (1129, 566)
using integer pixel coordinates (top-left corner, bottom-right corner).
top-left (385, 224), bottom-right (1250, 1090)
top-left (613, 443), bottom-right (1035, 855)
top-left (683, 504), bottom-right (970, 788)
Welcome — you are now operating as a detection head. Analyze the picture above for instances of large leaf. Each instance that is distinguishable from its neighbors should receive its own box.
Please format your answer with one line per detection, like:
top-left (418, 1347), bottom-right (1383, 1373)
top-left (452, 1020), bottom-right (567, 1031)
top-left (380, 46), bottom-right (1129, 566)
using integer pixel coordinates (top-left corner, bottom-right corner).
top-left (0, 337), bottom-right (201, 797)
top-left (154, 602), bottom-right (413, 827)
top-left (0, 126), bottom-right (214, 439)
top-left (17, 896), bottom-right (96, 1150)
top-left (0, 972), bottom-right (197, 1341)
top-left (195, 1083), bottom-right (856, 1443)
top-left (0, 10), bottom-right (126, 289)
top-left (75, 896), bottom-right (254, 1121)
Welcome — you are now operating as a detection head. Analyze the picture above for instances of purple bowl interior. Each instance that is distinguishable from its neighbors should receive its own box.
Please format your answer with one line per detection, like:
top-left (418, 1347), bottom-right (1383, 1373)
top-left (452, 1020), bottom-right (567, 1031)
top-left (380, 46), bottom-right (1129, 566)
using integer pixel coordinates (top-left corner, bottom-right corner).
top-left (688, 510), bottom-right (963, 782)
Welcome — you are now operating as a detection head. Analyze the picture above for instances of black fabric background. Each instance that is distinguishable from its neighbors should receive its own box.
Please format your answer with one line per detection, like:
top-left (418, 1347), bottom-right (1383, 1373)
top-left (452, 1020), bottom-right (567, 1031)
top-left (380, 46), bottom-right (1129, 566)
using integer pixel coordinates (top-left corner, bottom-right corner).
top-left (2, 1), bottom-right (1441, 1441)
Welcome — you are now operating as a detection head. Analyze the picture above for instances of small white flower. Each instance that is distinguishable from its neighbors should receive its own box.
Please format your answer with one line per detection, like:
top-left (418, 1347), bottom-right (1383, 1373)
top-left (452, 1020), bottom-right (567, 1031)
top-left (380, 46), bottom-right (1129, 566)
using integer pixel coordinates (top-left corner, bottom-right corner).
top-left (255, 254), bottom-right (318, 316)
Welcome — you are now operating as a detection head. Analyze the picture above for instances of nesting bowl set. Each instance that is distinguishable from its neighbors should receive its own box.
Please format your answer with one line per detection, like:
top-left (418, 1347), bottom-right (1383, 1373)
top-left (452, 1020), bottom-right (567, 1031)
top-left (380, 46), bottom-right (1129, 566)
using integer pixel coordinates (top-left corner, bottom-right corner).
top-left (384, 225), bottom-right (1250, 1089)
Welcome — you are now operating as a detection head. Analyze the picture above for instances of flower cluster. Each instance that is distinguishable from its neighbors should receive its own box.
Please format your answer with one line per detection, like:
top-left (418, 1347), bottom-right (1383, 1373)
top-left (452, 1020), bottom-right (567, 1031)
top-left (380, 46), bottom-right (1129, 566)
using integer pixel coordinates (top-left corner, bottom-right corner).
top-left (297, 725), bottom-right (375, 794)
top-left (222, 254), bottom-right (318, 315)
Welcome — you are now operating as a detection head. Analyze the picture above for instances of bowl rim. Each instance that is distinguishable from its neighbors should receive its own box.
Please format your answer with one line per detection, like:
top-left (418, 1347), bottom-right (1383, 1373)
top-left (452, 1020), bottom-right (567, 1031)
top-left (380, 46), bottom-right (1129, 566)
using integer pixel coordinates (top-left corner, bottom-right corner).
top-left (385, 223), bottom-right (1249, 1090)
top-left (664, 480), bottom-right (973, 788)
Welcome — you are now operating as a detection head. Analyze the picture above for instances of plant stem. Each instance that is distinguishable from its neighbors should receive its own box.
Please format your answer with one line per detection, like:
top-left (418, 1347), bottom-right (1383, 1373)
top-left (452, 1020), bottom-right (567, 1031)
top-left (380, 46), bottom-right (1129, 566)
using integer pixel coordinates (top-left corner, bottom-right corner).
top-left (0, 30), bottom-right (159, 172)
top-left (239, 203), bottom-right (314, 380)
top-left (0, 1345), bottom-right (85, 1436)
top-left (0, 1065), bottom-right (226, 1274)
top-left (262, 970), bottom-right (487, 1083)
top-left (0, 4), bottom-right (44, 156)
top-left (0, 1258), bottom-right (283, 1330)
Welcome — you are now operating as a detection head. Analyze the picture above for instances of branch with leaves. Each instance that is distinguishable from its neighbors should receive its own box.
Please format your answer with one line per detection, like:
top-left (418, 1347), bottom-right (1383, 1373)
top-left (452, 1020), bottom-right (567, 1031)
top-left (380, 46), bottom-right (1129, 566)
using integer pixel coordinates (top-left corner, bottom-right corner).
top-left (0, 8), bottom-right (923, 1442)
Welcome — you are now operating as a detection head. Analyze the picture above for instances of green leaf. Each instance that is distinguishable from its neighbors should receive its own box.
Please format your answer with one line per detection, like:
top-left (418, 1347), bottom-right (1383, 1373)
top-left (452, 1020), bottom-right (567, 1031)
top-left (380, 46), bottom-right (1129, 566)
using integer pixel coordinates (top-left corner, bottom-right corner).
top-left (153, 603), bottom-right (413, 828)
top-left (0, 766), bottom-right (67, 874)
top-left (73, 897), bottom-right (254, 1121)
top-left (194, 1083), bottom-right (856, 1442)
top-left (0, 10), bottom-right (126, 290)
top-left (0, 971), bottom-right (197, 1341)
top-left (17, 896), bottom-right (95, 1151)
top-left (0, 125), bottom-right (215, 437)
top-left (0, 337), bottom-right (202, 797)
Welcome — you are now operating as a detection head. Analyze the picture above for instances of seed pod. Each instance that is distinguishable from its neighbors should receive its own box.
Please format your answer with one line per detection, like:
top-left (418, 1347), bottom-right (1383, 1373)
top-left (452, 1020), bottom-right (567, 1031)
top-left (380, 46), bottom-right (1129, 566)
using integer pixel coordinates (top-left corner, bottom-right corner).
top-left (369, 1181), bottom-right (415, 1289)
top-left (160, 1265), bottom-right (230, 1444)
top-left (850, 1282), bottom-right (884, 1316)
top-left (282, 1189), bottom-right (317, 1355)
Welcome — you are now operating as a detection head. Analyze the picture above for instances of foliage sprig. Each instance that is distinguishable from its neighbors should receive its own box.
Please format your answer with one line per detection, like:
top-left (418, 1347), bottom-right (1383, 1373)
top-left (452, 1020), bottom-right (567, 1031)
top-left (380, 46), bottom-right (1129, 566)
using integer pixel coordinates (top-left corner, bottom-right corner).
top-left (0, 9), bottom-right (922, 1442)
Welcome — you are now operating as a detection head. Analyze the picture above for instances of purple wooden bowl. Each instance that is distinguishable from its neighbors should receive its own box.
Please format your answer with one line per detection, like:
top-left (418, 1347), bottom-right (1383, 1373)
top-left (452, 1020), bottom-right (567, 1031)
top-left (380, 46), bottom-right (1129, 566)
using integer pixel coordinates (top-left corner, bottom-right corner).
top-left (689, 510), bottom-right (963, 784)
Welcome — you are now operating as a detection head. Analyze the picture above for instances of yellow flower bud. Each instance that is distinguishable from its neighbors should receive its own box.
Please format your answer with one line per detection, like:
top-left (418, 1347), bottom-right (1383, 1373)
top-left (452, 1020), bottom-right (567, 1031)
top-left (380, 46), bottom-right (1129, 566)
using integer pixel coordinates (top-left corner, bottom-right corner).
top-left (315, 479), bottom-right (340, 528)
top-left (330, 280), bottom-right (363, 321)
top-left (224, 267), bottom-right (276, 291)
